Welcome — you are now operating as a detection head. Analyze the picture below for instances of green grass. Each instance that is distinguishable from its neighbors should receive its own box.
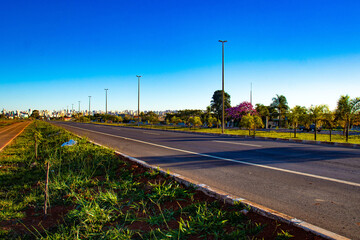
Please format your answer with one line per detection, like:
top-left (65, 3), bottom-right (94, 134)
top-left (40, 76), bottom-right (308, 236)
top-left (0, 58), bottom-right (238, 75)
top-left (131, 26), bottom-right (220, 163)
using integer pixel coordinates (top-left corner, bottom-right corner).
top-left (92, 122), bottom-right (360, 145)
top-left (0, 121), bottom-right (302, 239)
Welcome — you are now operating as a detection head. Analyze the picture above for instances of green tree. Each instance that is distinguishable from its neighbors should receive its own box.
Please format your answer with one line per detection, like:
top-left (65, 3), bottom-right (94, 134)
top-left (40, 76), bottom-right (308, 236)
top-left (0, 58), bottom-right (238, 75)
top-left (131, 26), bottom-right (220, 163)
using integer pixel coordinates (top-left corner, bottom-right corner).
top-left (335, 95), bottom-right (360, 142)
top-left (309, 105), bottom-right (328, 141)
top-left (270, 95), bottom-right (289, 128)
top-left (142, 111), bottom-right (160, 124)
top-left (210, 90), bottom-right (231, 124)
top-left (207, 116), bottom-right (217, 128)
top-left (189, 116), bottom-right (202, 129)
top-left (323, 111), bottom-right (336, 142)
top-left (288, 106), bottom-right (307, 138)
top-left (255, 104), bottom-right (270, 128)
top-left (240, 113), bottom-right (264, 136)
top-left (31, 110), bottom-right (40, 119)
top-left (171, 116), bottom-right (182, 125)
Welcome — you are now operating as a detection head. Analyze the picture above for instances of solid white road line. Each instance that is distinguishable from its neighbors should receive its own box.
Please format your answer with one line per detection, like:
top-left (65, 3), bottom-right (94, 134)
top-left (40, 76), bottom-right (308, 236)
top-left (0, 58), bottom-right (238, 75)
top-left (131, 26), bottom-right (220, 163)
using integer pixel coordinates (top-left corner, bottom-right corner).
top-left (62, 124), bottom-right (360, 188)
top-left (213, 140), bottom-right (263, 148)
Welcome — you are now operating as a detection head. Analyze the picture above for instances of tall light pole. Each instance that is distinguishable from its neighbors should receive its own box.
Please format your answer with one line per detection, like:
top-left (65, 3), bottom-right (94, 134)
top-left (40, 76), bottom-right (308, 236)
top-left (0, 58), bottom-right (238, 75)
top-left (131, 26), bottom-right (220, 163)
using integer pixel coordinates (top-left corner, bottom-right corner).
top-left (219, 40), bottom-right (227, 134)
top-left (104, 89), bottom-right (108, 114)
top-left (250, 82), bottom-right (253, 105)
top-left (88, 96), bottom-right (91, 116)
top-left (78, 101), bottom-right (81, 113)
top-left (136, 75), bottom-right (142, 126)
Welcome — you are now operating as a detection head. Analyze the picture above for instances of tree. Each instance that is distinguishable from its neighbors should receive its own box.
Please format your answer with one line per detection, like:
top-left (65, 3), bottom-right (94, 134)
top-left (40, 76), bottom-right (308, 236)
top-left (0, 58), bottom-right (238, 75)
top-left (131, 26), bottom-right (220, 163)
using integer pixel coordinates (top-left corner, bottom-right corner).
top-left (335, 95), bottom-right (360, 142)
top-left (226, 102), bottom-right (255, 120)
top-left (142, 111), bottom-right (160, 124)
top-left (31, 110), bottom-right (40, 119)
top-left (323, 111), bottom-right (336, 142)
top-left (240, 113), bottom-right (264, 136)
top-left (188, 116), bottom-right (202, 129)
top-left (255, 104), bottom-right (270, 128)
top-left (288, 106), bottom-right (307, 138)
top-left (309, 105), bottom-right (328, 141)
top-left (270, 95), bottom-right (289, 128)
top-left (210, 90), bottom-right (231, 123)
top-left (207, 116), bottom-right (217, 128)
top-left (171, 116), bottom-right (182, 125)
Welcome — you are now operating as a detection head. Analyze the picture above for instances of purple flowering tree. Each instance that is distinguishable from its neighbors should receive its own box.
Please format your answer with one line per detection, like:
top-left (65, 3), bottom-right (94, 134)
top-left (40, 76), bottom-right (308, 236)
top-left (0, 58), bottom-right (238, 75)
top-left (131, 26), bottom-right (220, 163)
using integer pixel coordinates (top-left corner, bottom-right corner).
top-left (226, 101), bottom-right (257, 120)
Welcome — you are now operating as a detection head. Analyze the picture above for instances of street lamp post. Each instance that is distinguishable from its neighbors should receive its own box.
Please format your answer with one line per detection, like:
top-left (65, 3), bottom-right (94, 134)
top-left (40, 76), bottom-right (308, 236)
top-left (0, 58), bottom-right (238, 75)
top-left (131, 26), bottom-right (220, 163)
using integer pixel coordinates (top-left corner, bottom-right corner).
top-left (136, 75), bottom-right (142, 126)
top-left (104, 89), bottom-right (108, 114)
top-left (88, 96), bottom-right (91, 116)
top-left (219, 40), bottom-right (227, 134)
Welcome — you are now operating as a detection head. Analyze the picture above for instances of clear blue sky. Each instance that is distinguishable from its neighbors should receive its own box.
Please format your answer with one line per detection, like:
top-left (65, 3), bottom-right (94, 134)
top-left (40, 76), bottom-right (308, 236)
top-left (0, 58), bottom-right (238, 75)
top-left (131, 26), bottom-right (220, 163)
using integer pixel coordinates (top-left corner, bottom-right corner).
top-left (1, 0), bottom-right (360, 112)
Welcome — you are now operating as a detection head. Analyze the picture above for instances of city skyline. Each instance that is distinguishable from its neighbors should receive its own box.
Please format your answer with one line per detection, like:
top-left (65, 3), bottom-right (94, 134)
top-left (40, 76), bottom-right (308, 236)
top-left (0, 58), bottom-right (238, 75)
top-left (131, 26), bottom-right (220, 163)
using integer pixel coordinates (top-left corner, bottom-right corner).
top-left (1, 1), bottom-right (360, 111)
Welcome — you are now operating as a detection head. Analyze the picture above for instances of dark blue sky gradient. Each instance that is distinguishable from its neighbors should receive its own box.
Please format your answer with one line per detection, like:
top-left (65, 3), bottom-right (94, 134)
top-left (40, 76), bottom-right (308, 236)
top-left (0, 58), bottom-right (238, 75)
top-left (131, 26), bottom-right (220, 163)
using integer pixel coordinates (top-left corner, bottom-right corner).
top-left (1, 0), bottom-right (360, 110)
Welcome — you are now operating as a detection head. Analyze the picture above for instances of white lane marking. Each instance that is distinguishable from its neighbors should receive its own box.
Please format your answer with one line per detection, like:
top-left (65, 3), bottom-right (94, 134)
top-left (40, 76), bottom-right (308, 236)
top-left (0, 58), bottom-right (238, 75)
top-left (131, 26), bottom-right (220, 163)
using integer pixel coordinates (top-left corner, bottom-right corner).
top-left (213, 140), bottom-right (263, 148)
top-left (142, 131), bottom-right (160, 135)
top-left (62, 124), bottom-right (360, 187)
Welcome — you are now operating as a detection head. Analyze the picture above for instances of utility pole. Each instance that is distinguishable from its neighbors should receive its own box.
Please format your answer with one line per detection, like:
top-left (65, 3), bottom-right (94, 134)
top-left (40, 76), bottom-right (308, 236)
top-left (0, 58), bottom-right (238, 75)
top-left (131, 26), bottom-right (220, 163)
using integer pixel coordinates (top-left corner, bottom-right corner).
top-left (219, 40), bottom-right (227, 134)
top-left (250, 82), bottom-right (253, 105)
top-left (104, 89), bottom-right (108, 114)
top-left (88, 96), bottom-right (91, 116)
top-left (136, 75), bottom-right (142, 126)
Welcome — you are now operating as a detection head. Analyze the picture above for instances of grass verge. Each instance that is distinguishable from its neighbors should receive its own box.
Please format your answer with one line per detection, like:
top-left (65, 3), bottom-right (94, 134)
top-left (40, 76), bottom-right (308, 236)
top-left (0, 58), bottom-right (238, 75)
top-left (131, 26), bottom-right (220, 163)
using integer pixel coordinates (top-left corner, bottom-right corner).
top-left (0, 121), bottom-right (325, 239)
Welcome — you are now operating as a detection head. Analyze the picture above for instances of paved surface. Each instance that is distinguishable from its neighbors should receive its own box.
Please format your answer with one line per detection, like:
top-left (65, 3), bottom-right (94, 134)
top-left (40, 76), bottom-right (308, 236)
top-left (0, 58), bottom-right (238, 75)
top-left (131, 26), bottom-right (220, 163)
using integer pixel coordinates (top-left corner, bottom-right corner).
top-left (0, 121), bottom-right (31, 151)
top-left (53, 121), bottom-right (360, 239)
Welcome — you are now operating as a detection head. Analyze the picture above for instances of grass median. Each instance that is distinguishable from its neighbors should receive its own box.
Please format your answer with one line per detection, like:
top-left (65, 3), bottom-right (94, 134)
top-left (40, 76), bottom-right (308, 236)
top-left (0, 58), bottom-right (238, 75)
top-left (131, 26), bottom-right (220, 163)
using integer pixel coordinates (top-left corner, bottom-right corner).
top-left (0, 121), bottom-right (324, 239)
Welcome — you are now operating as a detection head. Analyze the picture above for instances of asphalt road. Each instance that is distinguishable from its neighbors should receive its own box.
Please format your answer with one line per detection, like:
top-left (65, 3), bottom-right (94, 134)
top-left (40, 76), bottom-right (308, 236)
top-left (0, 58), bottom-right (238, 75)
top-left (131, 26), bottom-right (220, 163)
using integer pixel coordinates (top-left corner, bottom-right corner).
top-left (52, 121), bottom-right (360, 239)
top-left (0, 121), bottom-right (31, 151)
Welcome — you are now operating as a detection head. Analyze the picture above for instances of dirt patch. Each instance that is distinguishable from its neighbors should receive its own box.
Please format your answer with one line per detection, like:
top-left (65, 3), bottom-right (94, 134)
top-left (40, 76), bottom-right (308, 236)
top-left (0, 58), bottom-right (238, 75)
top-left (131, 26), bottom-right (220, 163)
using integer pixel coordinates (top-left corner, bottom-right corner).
top-left (0, 205), bottom-right (73, 234)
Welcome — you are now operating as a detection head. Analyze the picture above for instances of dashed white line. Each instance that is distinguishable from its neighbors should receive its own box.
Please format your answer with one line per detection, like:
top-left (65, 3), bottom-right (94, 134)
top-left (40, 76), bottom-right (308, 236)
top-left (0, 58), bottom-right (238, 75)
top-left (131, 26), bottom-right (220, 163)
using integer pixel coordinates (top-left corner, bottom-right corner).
top-left (60, 124), bottom-right (360, 188)
top-left (213, 140), bottom-right (263, 148)
top-left (142, 131), bottom-right (160, 135)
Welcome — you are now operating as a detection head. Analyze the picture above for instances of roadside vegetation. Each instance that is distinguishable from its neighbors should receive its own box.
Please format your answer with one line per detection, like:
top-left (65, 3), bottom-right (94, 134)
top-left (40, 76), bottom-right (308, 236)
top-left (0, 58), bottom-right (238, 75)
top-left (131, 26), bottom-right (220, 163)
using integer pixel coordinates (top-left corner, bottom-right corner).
top-left (0, 121), bottom-right (323, 239)
top-left (59, 93), bottom-right (360, 145)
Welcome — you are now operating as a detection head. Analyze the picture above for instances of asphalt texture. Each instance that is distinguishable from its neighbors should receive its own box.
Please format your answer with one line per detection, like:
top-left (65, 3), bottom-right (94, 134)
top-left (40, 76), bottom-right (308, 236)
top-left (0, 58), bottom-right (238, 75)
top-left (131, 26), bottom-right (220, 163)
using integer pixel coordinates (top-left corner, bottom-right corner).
top-left (0, 121), bottom-right (30, 151)
top-left (52, 121), bottom-right (360, 239)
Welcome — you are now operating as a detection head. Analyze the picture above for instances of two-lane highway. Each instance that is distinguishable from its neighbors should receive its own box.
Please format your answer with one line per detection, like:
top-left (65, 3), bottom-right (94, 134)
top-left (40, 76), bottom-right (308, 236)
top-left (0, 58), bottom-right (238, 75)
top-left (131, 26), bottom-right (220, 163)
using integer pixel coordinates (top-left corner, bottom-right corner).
top-left (0, 121), bottom-right (31, 151)
top-left (52, 121), bottom-right (360, 239)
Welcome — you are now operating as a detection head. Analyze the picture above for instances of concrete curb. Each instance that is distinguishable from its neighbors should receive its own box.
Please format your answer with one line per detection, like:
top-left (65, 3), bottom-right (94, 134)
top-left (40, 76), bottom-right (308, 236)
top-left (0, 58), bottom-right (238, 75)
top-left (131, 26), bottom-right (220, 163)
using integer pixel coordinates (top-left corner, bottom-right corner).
top-left (111, 124), bottom-right (360, 150)
top-left (113, 150), bottom-right (350, 240)
top-left (66, 126), bottom-right (350, 240)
